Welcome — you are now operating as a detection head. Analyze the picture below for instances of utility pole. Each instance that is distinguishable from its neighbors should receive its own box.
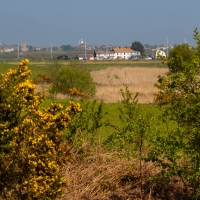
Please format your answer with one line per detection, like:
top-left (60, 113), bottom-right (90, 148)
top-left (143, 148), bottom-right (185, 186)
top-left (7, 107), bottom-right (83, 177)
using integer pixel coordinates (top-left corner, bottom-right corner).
top-left (18, 43), bottom-right (19, 60)
top-left (166, 37), bottom-right (168, 59)
top-left (85, 41), bottom-right (86, 59)
top-left (51, 43), bottom-right (52, 59)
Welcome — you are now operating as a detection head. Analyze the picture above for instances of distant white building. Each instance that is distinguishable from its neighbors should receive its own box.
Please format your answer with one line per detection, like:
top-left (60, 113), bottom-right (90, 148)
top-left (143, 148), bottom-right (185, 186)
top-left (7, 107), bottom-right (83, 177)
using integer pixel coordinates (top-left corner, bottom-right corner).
top-left (151, 50), bottom-right (166, 59)
top-left (112, 47), bottom-right (141, 59)
top-left (78, 39), bottom-right (86, 49)
top-left (3, 48), bottom-right (14, 52)
top-left (94, 47), bottom-right (141, 60)
top-left (95, 50), bottom-right (115, 60)
top-left (21, 42), bottom-right (27, 51)
top-left (77, 54), bottom-right (94, 60)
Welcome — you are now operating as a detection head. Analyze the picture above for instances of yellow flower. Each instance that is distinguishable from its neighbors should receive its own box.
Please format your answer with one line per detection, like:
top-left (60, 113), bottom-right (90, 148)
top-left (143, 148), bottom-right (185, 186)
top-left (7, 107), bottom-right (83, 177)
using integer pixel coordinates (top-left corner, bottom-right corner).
top-left (24, 59), bottom-right (29, 64)
top-left (23, 181), bottom-right (28, 185)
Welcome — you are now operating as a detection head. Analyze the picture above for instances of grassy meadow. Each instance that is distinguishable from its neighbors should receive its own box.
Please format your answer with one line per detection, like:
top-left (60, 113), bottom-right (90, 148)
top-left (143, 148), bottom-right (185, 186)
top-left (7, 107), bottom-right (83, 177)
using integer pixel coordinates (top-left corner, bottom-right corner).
top-left (0, 59), bottom-right (168, 103)
top-left (0, 58), bottom-right (172, 132)
top-left (0, 59), bottom-right (173, 138)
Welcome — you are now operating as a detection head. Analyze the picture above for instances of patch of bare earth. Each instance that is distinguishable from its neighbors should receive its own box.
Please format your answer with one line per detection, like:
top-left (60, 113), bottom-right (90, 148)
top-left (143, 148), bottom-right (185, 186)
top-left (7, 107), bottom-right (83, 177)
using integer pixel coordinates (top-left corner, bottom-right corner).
top-left (91, 67), bottom-right (169, 104)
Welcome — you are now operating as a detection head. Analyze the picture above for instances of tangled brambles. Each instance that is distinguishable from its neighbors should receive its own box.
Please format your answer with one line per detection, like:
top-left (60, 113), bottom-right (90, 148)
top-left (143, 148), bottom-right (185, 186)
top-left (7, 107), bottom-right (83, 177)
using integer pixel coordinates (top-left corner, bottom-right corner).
top-left (0, 59), bottom-right (81, 199)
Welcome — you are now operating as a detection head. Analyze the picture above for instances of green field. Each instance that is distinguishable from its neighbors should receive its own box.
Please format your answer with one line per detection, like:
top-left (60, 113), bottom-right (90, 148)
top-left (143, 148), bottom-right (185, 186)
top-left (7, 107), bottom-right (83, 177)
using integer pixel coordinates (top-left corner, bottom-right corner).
top-left (0, 59), bottom-right (167, 78)
top-left (0, 59), bottom-right (172, 139)
top-left (40, 98), bottom-right (176, 142)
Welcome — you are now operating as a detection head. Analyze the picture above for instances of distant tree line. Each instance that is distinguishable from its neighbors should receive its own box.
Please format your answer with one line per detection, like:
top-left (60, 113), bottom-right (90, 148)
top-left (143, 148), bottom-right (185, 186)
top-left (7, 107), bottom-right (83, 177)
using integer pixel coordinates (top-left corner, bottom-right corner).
top-left (60, 45), bottom-right (74, 51)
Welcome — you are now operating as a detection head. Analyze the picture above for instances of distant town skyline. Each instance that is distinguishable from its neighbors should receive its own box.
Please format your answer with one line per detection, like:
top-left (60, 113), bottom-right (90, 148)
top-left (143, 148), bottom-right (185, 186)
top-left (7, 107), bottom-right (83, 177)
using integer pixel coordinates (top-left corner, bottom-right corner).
top-left (1, 1), bottom-right (200, 47)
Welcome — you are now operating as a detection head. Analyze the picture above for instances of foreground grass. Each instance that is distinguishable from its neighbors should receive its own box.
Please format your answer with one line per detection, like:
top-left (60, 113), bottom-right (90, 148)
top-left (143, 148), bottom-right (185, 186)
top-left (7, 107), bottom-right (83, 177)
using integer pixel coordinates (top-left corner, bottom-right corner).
top-left (41, 98), bottom-right (176, 139)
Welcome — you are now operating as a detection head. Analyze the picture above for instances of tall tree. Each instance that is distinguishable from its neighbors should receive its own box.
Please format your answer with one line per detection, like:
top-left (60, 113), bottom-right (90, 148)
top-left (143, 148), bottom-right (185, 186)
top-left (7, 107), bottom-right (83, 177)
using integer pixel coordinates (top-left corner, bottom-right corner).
top-left (131, 41), bottom-right (145, 56)
top-left (60, 45), bottom-right (73, 51)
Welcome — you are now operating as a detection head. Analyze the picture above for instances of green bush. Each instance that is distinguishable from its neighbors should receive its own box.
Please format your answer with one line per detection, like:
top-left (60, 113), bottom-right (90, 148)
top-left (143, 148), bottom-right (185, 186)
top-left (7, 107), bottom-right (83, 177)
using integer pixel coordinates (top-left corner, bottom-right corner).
top-left (65, 100), bottom-right (108, 152)
top-left (50, 65), bottom-right (96, 98)
top-left (167, 43), bottom-right (195, 73)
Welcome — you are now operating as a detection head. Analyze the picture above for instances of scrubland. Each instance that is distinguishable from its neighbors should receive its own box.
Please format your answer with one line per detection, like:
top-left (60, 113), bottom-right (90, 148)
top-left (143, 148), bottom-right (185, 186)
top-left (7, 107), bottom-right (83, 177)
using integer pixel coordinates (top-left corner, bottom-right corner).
top-left (0, 60), bottom-right (196, 199)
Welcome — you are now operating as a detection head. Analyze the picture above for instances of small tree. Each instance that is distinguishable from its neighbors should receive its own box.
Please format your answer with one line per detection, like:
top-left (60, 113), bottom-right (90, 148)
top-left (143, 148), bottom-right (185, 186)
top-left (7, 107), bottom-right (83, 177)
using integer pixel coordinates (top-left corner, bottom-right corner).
top-left (60, 45), bottom-right (73, 51)
top-left (104, 86), bottom-right (153, 199)
top-left (50, 65), bottom-right (96, 98)
top-left (167, 43), bottom-right (195, 73)
top-left (130, 41), bottom-right (145, 57)
top-left (0, 59), bottom-right (81, 199)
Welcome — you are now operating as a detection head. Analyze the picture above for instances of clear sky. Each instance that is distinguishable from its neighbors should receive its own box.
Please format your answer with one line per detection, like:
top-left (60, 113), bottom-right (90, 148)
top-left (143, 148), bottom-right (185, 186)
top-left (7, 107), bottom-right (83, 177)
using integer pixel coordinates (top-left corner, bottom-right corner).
top-left (1, 0), bottom-right (200, 47)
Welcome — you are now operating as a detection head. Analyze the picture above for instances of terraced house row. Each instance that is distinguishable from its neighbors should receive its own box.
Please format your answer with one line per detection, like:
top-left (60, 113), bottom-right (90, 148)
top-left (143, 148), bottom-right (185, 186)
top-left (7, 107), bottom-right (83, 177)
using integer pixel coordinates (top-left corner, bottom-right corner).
top-left (77, 46), bottom-right (141, 60)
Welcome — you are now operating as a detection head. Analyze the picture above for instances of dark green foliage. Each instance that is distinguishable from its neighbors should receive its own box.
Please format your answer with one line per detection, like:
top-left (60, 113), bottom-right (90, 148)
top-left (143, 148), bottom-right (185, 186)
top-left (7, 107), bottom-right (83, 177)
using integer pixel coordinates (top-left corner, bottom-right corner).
top-left (130, 41), bottom-right (145, 56)
top-left (147, 28), bottom-right (200, 198)
top-left (65, 100), bottom-right (108, 149)
top-left (60, 45), bottom-right (74, 51)
top-left (49, 64), bottom-right (96, 98)
top-left (167, 43), bottom-right (195, 73)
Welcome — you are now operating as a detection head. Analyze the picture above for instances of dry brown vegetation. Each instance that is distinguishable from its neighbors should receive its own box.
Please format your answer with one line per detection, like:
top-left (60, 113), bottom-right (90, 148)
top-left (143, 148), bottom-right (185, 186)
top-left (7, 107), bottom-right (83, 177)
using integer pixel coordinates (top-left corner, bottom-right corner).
top-left (59, 150), bottom-right (191, 200)
top-left (91, 67), bottom-right (169, 104)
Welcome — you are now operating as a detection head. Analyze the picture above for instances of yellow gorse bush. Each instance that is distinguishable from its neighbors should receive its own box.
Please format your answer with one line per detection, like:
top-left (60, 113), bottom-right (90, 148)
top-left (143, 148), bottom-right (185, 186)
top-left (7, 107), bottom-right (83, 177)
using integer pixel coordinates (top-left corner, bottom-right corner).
top-left (0, 59), bottom-right (81, 199)
top-left (33, 74), bottom-right (52, 85)
top-left (154, 91), bottom-right (172, 105)
top-left (68, 87), bottom-right (88, 99)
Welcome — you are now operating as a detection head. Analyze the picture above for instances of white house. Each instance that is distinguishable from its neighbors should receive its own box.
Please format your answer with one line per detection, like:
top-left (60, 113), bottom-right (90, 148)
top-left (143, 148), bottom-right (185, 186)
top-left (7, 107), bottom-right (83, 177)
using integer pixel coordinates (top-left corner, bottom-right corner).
top-left (77, 54), bottom-right (94, 60)
top-left (95, 50), bottom-right (115, 60)
top-left (151, 50), bottom-right (166, 59)
top-left (112, 47), bottom-right (141, 60)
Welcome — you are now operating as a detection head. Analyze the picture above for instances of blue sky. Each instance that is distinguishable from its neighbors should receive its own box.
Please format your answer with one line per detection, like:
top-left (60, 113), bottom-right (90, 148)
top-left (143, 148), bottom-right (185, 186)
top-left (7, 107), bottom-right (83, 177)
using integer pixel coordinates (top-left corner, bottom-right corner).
top-left (1, 0), bottom-right (200, 47)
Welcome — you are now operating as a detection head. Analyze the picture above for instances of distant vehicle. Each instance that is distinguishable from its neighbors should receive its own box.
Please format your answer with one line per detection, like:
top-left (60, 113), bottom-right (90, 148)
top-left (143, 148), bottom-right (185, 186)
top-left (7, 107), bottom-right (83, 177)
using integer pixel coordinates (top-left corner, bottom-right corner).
top-left (57, 55), bottom-right (70, 60)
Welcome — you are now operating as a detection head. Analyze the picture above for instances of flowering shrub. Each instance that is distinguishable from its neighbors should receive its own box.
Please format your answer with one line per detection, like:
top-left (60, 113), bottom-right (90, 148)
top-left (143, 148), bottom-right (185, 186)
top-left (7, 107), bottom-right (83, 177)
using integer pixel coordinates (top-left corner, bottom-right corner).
top-left (33, 74), bottom-right (52, 84)
top-left (0, 59), bottom-right (81, 199)
top-left (153, 91), bottom-right (171, 105)
top-left (68, 87), bottom-right (87, 99)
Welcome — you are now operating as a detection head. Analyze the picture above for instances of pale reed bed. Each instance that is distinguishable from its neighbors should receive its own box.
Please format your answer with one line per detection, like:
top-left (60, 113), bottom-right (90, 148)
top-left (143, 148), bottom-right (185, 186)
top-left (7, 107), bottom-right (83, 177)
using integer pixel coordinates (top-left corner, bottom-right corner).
top-left (91, 67), bottom-right (169, 104)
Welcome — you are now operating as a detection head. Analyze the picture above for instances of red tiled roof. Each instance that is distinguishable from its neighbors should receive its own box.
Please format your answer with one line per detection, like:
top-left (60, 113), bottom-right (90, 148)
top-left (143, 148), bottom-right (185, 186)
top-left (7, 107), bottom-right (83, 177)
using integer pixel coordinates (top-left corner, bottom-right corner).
top-left (113, 47), bottom-right (135, 53)
top-left (96, 51), bottom-right (114, 55)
